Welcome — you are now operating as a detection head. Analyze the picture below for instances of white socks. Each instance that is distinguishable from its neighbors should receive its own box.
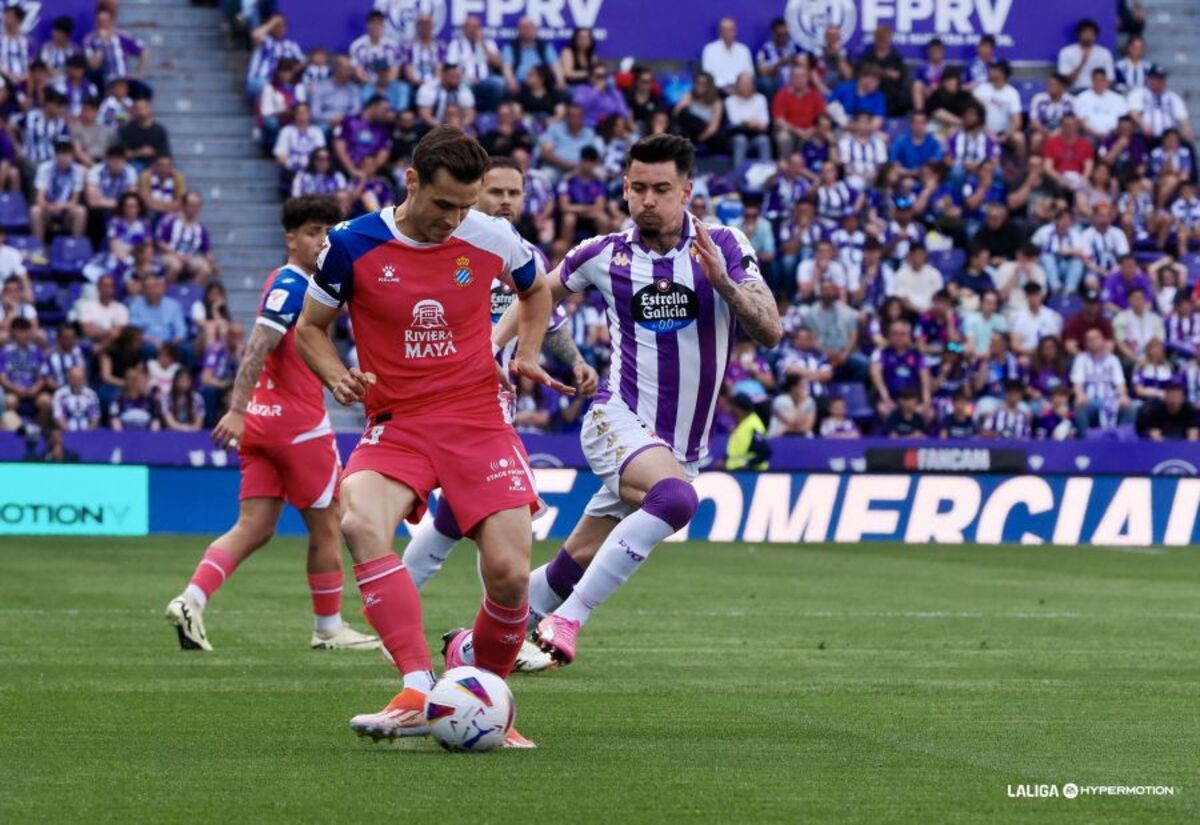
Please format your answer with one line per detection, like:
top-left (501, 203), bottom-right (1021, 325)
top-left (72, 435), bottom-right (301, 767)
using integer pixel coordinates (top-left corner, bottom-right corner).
top-left (528, 563), bottom-right (565, 623)
top-left (184, 583), bottom-right (208, 608)
top-left (403, 670), bottom-right (436, 692)
top-left (313, 613), bottom-right (343, 633)
top-left (402, 522), bottom-right (458, 589)
top-left (555, 509), bottom-right (677, 626)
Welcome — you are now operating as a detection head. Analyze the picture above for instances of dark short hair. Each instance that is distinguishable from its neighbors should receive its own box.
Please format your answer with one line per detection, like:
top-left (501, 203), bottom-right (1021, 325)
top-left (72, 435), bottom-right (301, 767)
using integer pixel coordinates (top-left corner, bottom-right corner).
top-left (979, 34), bottom-right (996, 47)
top-left (281, 195), bottom-right (342, 232)
top-left (411, 125), bottom-right (491, 185)
top-left (579, 145), bottom-right (601, 162)
top-left (1004, 379), bottom-right (1024, 393)
top-left (625, 133), bottom-right (695, 177)
top-left (990, 59), bottom-right (1011, 78)
top-left (4, 5), bottom-right (25, 20)
top-left (898, 387), bottom-right (919, 401)
top-left (1049, 73), bottom-right (1068, 85)
top-left (52, 15), bottom-right (75, 34)
top-left (1018, 241), bottom-right (1039, 257)
top-left (1076, 18), bottom-right (1099, 36)
top-left (487, 155), bottom-right (523, 176)
top-left (66, 54), bottom-right (88, 71)
top-left (367, 9), bottom-right (385, 22)
top-left (10, 316), bottom-right (32, 332)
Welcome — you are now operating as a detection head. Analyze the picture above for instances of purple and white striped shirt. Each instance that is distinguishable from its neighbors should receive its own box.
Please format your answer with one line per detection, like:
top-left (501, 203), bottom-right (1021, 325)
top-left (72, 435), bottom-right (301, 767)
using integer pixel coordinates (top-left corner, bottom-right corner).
top-left (947, 129), bottom-right (998, 167)
top-left (82, 30), bottom-right (145, 84)
top-left (559, 218), bottom-right (762, 462)
top-left (1028, 92), bottom-right (1073, 131)
top-left (0, 32), bottom-right (30, 79)
top-left (156, 215), bottom-right (210, 256)
top-left (985, 406), bottom-right (1031, 438)
top-left (53, 385), bottom-right (100, 430)
top-left (40, 40), bottom-right (81, 78)
top-left (350, 34), bottom-right (402, 81)
top-left (1165, 311), bottom-right (1200, 355)
top-left (247, 36), bottom-right (305, 83)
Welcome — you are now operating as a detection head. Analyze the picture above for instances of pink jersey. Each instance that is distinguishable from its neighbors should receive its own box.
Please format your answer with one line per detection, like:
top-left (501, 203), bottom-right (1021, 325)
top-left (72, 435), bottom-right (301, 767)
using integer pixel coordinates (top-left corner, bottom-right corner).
top-left (309, 208), bottom-right (536, 418)
top-left (245, 264), bottom-right (330, 446)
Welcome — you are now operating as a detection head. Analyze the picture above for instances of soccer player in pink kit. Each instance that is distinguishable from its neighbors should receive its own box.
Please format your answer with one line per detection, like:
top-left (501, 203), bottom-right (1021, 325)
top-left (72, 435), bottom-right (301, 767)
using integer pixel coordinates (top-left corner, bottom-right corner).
top-left (295, 128), bottom-right (567, 748)
top-left (531, 135), bottom-right (782, 664)
top-left (165, 196), bottom-right (378, 653)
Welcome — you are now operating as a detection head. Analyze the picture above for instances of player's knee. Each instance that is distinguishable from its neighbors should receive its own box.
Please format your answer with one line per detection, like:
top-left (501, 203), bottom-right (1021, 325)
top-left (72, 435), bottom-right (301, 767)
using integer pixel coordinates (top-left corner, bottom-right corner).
top-left (339, 507), bottom-right (389, 555)
top-left (642, 477), bottom-right (698, 532)
top-left (484, 560), bottom-right (529, 606)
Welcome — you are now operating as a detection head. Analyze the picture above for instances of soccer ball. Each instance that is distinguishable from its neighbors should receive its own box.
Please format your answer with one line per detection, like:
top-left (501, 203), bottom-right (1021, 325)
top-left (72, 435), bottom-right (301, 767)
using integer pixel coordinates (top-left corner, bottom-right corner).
top-left (425, 666), bottom-right (514, 752)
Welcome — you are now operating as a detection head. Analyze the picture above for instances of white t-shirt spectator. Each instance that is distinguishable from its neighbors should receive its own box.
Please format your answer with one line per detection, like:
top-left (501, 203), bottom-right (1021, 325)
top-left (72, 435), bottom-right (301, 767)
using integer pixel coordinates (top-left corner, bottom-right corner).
top-left (701, 39), bottom-right (754, 89)
top-left (273, 124), bottom-right (326, 171)
top-left (891, 263), bottom-right (944, 312)
top-left (973, 82), bottom-right (1022, 135)
top-left (768, 392), bottom-right (816, 438)
top-left (1072, 88), bottom-right (1128, 136)
top-left (416, 80), bottom-right (476, 121)
top-left (1114, 307), bottom-right (1165, 358)
top-left (725, 92), bottom-right (769, 129)
top-left (77, 298), bottom-right (129, 332)
top-left (445, 35), bottom-right (500, 83)
top-left (1071, 351), bottom-right (1125, 400)
top-left (796, 258), bottom-right (854, 294)
top-left (34, 161), bottom-right (85, 201)
top-left (1078, 224), bottom-right (1130, 271)
top-left (1031, 223), bottom-right (1085, 256)
top-left (1010, 304), bottom-right (1064, 351)
top-left (836, 134), bottom-right (889, 182)
top-left (1127, 87), bottom-right (1190, 138)
top-left (1057, 42), bottom-right (1115, 93)
top-left (0, 243), bottom-right (26, 279)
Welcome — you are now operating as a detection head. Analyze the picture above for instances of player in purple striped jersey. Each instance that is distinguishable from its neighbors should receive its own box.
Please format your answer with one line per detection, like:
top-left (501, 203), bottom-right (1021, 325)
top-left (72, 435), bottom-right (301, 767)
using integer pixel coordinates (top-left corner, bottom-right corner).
top-left (524, 135), bottom-right (782, 664)
top-left (400, 157), bottom-right (598, 673)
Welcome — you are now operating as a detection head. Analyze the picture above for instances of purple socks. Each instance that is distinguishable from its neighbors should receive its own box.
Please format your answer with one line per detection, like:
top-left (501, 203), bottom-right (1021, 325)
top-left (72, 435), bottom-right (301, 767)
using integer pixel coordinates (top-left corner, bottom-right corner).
top-left (545, 547), bottom-right (585, 599)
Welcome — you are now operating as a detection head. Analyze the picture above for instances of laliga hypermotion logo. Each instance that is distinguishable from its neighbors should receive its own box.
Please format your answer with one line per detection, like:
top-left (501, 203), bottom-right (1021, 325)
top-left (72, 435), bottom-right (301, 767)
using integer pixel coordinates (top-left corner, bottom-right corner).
top-left (411, 298), bottom-right (447, 329)
top-left (786, 0), bottom-right (857, 53)
top-left (453, 255), bottom-right (473, 287)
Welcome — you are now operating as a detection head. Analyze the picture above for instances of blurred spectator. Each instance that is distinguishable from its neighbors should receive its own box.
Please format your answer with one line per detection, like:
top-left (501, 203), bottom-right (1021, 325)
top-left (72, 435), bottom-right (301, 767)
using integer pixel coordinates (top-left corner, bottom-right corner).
top-left (350, 154), bottom-right (396, 216)
top-left (446, 15), bottom-right (503, 110)
top-left (516, 64), bottom-right (568, 127)
top-left (776, 326), bottom-right (832, 401)
top-left (814, 162), bottom-right (862, 223)
top-left (258, 58), bottom-right (305, 150)
top-left (892, 245), bottom-right (942, 314)
top-left (1, 317), bottom-right (46, 422)
top-left (723, 393), bottom-right (769, 470)
top-left (1115, 33), bottom-right (1149, 93)
top-left (946, 102), bottom-right (997, 178)
top-left (925, 67), bottom-right (974, 130)
top-left (118, 97), bottom-right (171, 172)
top-left (1128, 66), bottom-right (1192, 141)
top-left (403, 14), bottom-right (446, 89)
top-left (273, 101), bottom-right (325, 181)
top-left (701, 18), bottom-right (754, 94)
top-left (964, 34), bottom-right (996, 91)
top-left (96, 324), bottom-right (144, 407)
top-left (200, 322), bottom-right (240, 424)
top-left (109, 364), bottom-right (159, 431)
top-left (559, 27), bottom-right (597, 88)
top-left (70, 97), bottom-right (113, 166)
top-left (481, 102), bottom-right (532, 157)
top-left (870, 318), bottom-right (930, 419)
top-left (772, 57), bottom-right (825, 159)
top-left (157, 192), bottom-right (216, 283)
top-left (557, 146), bottom-right (608, 244)
top-left (1028, 74), bottom-right (1073, 154)
top-left (1063, 289), bottom-right (1114, 355)
top-left (726, 73), bottom-right (771, 169)
top-left (768, 375), bottom-right (816, 437)
top-left (416, 64), bottom-right (475, 129)
top-left (624, 68), bottom-right (664, 134)
top-left (1057, 19), bottom-right (1114, 94)
top-left (1080, 202), bottom-right (1128, 276)
top-left (734, 201), bottom-right (775, 283)
top-left (963, 290), bottom-right (1008, 355)
top-left (190, 281), bottom-right (231, 352)
top-left (939, 387), bottom-right (978, 438)
top-left (246, 15), bottom-right (304, 99)
top-left (1010, 282), bottom-right (1063, 356)
top-left (502, 17), bottom-right (562, 94)
top-left (1072, 68), bottom-right (1127, 140)
top-left (128, 275), bottom-right (187, 353)
top-left (41, 17), bottom-right (81, 79)
top-left (1035, 385), bottom-right (1079, 439)
top-left (86, 144), bottom-right (137, 226)
top-left (890, 111), bottom-right (942, 175)
top-left (15, 88), bottom-right (69, 167)
top-left (837, 111), bottom-right (888, 188)
top-left (31, 139), bottom-right (87, 243)
top-left (1029, 336), bottom-right (1071, 408)
top-left (98, 76), bottom-right (132, 129)
top-left (291, 147), bottom-right (350, 211)
top-left (351, 10), bottom-right (401, 86)
top-left (974, 202), bottom-right (1022, 263)
top-left (992, 243), bottom-right (1045, 314)
top-left (160, 369), bottom-right (204, 432)
top-left (77, 274), bottom-right (128, 348)
top-left (1032, 210), bottom-right (1086, 295)
top-left (857, 24), bottom-right (907, 116)
top-left (139, 153), bottom-right (185, 218)
top-left (973, 332), bottom-right (1023, 415)
top-left (26, 59), bottom-right (54, 111)
top-left (1102, 254), bottom-right (1154, 313)
top-left (884, 388), bottom-right (928, 437)
top-left (915, 289), bottom-right (961, 372)
top-left (1165, 291), bottom-right (1200, 360)
top-left (1168, 179), bottom-right (1200, 257)
top-left (41, 322), bottom-right (85, 393)
top-left (819, 395), bottom-right (861, 438)
top-left (1149, 129), bottom-right (1192, 211)
top-left (796, 238), bottom-right (846, 303)
top-left (312, 56), bottom-right (363, 128)
top-left (83, 6), bottom-right (147, 86)
top-left (819, 26), bottom-right (855, 87)
top-left (1132, 337), bottom-right (1172, 405)
top-left (911, 38), bottom-right (947, 113)
top-left (52, 365), bottom-right (100, 431)
top-left (56, 55), bottom-right (99, 120)
top-left (1043, 115), bottom-right (1093, 193)
top-left (1113, 286), bottom-right (1163, 362)
top-left (1071, 327), bottom-right (1134, 433)
top-left (829, 66), bottom-right (885, 129)
top-left (0, 229), bottom-right (25, 283)
top-left (1139, 379), bottom-right (1198, 440)
top-left (673, 71), bottom-right (725, 155)
top-left (980, 380), bottom-right (1031, 438)
top-left (755, 18), bottom-right (800, 94)
top-left (540, 103), bottom-right (601, 174)
top-left (333, 95), bottom-right (392, 179)
top-left (573, 63), bottom-right (629, 130)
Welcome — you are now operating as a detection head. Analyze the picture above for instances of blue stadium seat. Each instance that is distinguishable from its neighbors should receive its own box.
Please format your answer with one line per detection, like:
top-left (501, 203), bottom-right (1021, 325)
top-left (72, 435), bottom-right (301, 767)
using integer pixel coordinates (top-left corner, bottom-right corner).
top-left (1013, 78), bottom-right (1044, 110)
top-left (883, 118), bottom-right (908, 143)
top-left (167, 283), bottom-right (202, 309)
top-left (929, 248), bottom-right (965, 279)
top-left (1181, 252), bottom-right (1200, 285)
top-left (0, 191), bottom-right (29, 231)
top-left (49, 236), bottom-right (94, 279)
top-left (5, 234), bottom-right (47, 277)
top-left (1047, 293), bottom-right (1082, 318)
top-left (474, 111), bottom-right (498, 137)
top-left (831, 382), bottom-right (874, 422)
top-left (32, 281), bottom-right (65, 326)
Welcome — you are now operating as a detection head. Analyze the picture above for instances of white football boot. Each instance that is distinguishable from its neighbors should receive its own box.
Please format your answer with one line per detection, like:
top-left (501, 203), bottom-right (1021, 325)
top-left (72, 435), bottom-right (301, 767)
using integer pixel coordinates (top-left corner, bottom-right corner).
top-left (165, 594), bottom-right (212, 651)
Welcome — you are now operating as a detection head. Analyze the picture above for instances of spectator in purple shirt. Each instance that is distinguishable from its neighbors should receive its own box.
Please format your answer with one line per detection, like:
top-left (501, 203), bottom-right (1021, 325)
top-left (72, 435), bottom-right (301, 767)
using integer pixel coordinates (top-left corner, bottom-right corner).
top-left (109, 364), bottom-right (160, 431)
top-left (571, 63), bottom-right (630, 129)
top-left (869, 318), bottom-right (931, 420)
top-left (1102, 253), bottom-right (1154, 313)
top-left (1, 317), bottom-right (47, 421)
top-left (333, 94), bottom-right (392, 179)
top-left (83, 7), bottom-right (147, 86)
top-left (1100, 115), bottom-right (1148, 181)
top-left (160, 369), bottom-right (205, 432)
top-left (52, 365), bottom-right (101, 431)
top-left (557, 145), bottom-right (609, 244)
top-left (200, 322), bottom-right (241, 426)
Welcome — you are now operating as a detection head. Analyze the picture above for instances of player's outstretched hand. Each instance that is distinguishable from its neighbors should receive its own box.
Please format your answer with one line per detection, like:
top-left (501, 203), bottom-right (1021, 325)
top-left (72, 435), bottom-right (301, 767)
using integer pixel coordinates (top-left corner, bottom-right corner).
top-left (510, 355), bottom-right (576, 397)
top-left (690, 214), bottom-right (731, 290)
top-left (332, 368), bottom-right (376, 405)
top-left (573, 362), bottom-right (599, 397)
top-left (211, 410), bottom-right (244, 450)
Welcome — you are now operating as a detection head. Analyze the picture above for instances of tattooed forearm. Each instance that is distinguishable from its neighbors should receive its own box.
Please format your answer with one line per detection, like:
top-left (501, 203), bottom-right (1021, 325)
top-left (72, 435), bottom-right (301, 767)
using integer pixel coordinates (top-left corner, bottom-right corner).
top-left (714, 279), bottom-right (783, 347)
top-left (542, 324), bottom-right (585, 367)
top-left (228, 324), bottom-right (282, 414)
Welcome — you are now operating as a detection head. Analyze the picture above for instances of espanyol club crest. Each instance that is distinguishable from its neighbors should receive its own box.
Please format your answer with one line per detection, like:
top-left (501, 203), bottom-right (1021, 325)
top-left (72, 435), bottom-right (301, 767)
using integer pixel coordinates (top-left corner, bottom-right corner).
top-left (453, 255), bottom-right (473, 287)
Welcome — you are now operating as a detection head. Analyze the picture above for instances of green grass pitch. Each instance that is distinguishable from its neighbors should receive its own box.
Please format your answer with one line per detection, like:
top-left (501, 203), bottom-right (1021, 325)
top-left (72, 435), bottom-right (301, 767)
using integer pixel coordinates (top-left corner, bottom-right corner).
top-left (1, 536), bottom-right (1198, 823)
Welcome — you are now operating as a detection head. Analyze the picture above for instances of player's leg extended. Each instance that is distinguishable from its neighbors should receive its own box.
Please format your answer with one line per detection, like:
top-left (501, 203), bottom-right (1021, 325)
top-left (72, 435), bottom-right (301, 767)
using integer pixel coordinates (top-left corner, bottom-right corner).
top-left (401, 496), bottom-right (464, 590)
top-left (165, 497), bottom-right (282, 651)
top-left (301, 505), bottom-right (380, 651)
top-left (539, 448), bottom-right (698, 664)
top-left (465, 505), bottom-right (532, 679)
top-left (527, 514), bottom-right (618, 623)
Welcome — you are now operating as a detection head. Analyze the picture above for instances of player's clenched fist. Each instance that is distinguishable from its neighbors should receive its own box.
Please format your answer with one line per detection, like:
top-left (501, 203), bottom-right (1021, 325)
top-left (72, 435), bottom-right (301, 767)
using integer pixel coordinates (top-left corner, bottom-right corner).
top-left (332, 368), bottom-right (376, 405)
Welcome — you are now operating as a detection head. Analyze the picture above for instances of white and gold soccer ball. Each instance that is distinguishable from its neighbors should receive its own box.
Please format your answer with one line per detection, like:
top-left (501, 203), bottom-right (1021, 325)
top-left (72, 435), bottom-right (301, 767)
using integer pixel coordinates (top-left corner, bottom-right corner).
top-left (425, 667), bottom-right (514, 752)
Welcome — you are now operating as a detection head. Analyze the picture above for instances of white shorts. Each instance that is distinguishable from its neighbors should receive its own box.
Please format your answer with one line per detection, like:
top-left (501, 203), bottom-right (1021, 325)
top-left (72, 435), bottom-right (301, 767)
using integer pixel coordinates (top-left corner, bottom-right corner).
top-left (580, 402), bottom-right (698, 520)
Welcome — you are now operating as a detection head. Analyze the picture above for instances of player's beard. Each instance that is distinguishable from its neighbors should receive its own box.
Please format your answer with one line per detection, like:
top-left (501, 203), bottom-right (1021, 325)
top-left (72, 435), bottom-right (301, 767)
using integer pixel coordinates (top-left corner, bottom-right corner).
top-left (634, 211), bottom-right (681, 248)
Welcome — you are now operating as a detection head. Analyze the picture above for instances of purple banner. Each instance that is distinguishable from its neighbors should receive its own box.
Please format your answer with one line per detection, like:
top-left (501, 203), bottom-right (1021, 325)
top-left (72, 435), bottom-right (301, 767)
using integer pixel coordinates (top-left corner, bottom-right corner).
top-left (5, 430), bottom-right (1199, 477)
top-left (279, 0), bottom-right (1110, 63)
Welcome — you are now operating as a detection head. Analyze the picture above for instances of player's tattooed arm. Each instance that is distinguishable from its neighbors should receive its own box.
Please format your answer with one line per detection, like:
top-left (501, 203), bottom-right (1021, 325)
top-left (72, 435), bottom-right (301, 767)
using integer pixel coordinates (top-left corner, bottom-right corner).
top-left (542, 325), bottom-right (599, 397)
top-left (211, 323), bottom-right (282, 449)
top-left (691, 215), bottom-right (783, 348)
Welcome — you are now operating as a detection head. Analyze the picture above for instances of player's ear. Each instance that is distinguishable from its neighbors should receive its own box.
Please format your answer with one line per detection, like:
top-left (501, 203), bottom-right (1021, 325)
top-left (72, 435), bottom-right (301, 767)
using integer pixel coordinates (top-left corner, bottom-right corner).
top-left (681, 177), bottom-right (693, 204)
top-left (404, 166), bottom-right (419, 193)
top-left (622, 175), bottom-right (630, 201)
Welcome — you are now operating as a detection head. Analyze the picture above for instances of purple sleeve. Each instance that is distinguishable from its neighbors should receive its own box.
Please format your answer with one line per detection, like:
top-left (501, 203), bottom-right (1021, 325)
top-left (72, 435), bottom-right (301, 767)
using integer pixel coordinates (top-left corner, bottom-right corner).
top-left (712, 227), bottom-right (761, 285)
top-left (199, 225), bottom-right (211, 254)
top-left (202, 343), bottom-right (220, 371)
top-left (120, 32), bottom-right (144, 57)
top-left (155, 216), bottom-right (172, 245)
top-left (559, 236), bottom-right (613, 293)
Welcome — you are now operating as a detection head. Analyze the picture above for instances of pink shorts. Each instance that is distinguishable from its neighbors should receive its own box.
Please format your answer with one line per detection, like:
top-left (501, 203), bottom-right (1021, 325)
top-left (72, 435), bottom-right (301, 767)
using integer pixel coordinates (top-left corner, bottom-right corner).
top-left (343, 411), bottom-right (538, 534)
top-left (239, 434), bottom-right (341, 510)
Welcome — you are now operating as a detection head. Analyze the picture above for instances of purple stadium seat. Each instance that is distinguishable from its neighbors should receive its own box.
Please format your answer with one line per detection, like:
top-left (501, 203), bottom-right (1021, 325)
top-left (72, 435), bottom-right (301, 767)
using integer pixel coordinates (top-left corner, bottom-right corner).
top-left (929, 248), bottom-right (965, 279)
top-left (474, 111), bottom-right (498, 137)
top-left (49, 236), bottom-right (94, 278)
top-left (5, 234), bottom-right (47, 277)
top-left (167, 283), bottom-right (202, 309)
top-left (0, 191), bottom-right (29, 231)
top-left (831, 381), bottom-right (874, 421)
top-left (32, 281), bottom-right (65, 325)
top-left (1013, 78), bottom-right (1044, 109)
top-left (1181, 252), bottom-right (1200, 285)
top-left (1047, 293), bottom-right (1082, 318)
top-left (883, 118), bottom-right (907, 143)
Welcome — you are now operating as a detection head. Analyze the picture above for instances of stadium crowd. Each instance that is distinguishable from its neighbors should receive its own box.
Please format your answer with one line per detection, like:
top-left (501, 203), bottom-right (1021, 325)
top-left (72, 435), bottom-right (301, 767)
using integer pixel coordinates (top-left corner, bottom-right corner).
top-left (5, 2), bottom-right (1200, 456)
